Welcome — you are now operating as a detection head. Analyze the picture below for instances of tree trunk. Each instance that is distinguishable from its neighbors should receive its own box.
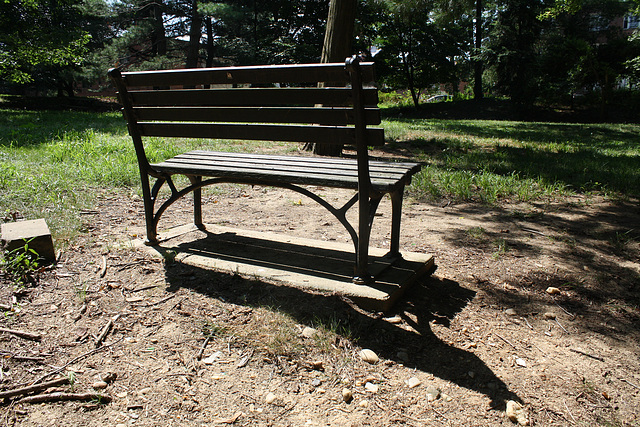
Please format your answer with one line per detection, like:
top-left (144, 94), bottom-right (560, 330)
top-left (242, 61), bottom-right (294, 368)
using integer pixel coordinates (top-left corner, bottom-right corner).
top-left (205, 17), bottom-right (214, 68)
top-left (473, 0), bottom-right (483, 100)
top-left (151, 0), bottom-right (167, 56)
top-left (186, 0), bottom-right (202, 69)
top-left (308, 0), bottom-right (357, 157)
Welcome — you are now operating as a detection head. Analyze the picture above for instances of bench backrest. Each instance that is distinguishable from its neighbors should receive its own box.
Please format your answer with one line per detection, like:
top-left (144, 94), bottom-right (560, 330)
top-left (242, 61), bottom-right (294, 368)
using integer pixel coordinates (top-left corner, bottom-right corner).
top-left (108, 57), bottom-right (383, 169)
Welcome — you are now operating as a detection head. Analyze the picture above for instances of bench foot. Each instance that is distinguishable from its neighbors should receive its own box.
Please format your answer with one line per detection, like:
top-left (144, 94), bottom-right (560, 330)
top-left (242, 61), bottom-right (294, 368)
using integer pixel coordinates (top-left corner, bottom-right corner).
top-left (352, 275), bottom-right (374, 285)
top-left (144, 238), bottom-right (159, 246)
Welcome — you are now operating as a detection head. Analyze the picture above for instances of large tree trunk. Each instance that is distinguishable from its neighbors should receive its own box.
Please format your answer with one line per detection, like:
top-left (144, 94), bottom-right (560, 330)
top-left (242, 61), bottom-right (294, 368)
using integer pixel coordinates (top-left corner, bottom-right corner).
top-left (205, 16), bottom-right (214, 68)
top-left (186, 0), bottom-right (202, 69)
top-left (151, 0), bottom-right (167, 56)
top-left (308, 0), bottom-right (357, 157)
top-left (473, 0), bottom-right (483, 100)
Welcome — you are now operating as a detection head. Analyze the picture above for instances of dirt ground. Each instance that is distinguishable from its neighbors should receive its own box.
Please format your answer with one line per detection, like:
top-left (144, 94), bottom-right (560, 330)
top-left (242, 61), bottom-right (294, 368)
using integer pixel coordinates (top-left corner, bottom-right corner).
top-left (1, 164), bottom-right (639, 426)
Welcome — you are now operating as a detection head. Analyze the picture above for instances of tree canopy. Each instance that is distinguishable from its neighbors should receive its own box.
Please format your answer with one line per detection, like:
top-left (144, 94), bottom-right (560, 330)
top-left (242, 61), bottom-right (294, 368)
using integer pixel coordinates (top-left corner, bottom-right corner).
top-left (0, 0), bottom-right (638, 115)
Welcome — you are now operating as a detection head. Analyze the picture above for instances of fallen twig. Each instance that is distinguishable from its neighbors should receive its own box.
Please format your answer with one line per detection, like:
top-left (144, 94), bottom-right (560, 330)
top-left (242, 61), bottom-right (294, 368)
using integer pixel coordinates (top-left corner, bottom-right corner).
top-left (138, 294), bottom-right (175, 307)
top-left (554, 302), bottom-right (576, 319)
top-left (569, 348), bottom-right (604, 362)
top-left (130, 285), bottom-right (158, 293)
top-left (30, 337), bottom-right (124, 386)
top-left (19, 392), bottom-right (111, 404)
top-left (555, 318), bottom-right (569, 334)
top-left (0, 377), bottom-right (69, 399)
top-left (563, 400), bottom-right (577, 425)
top-left (0, 327), bottom-right (41, 342)
top-left (495, 333), bottom-right (517, 349)
top-left (95, 314), bottom-right (121, 348)
top-left (98, 255), bottom-right (107, 278)
top-left (0, 303), bottom-right (12, 311)
top-left (521, 227), bottom-right (546, 236)
top-left (196, 337), bottom-right (210, 361)
top-left (620, 378), bottom-right (640, 390)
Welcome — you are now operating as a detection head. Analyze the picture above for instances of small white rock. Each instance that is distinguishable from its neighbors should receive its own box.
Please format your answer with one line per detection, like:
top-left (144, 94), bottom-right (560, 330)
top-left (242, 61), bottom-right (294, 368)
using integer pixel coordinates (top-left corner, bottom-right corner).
top-left (543, 312), bottom-right (556, 320)
top-left (364, 382), bottom-right (379, 393)
top-left (383, 315), bottom-right (402, 324)
top-left (301, 327), bottom-right (317, 338)
top-left (546, 286), bottom-right (561, 295)
top-left (505, 308), bottom-right (517, 316)
top-left (359, 349), bottom-right (379, 364)
top-left (515, 358), bottom-right (527, 367)
top-left (426, 385), bottom-right (441, 402)
top-left (265, 392), bottom-right (276, 404)
top-left (359, 399), bottom-right (369, 408)
top-left (92, 380), bottom-right (108, 390)
top-left (203, 351), bottom-right (223, 365)
top-left (342, 388), bottom-right (353, 403)
top-left (405, 377), bottom-right (422, 388)
top-left (506, 400), bottom-right (529, 425)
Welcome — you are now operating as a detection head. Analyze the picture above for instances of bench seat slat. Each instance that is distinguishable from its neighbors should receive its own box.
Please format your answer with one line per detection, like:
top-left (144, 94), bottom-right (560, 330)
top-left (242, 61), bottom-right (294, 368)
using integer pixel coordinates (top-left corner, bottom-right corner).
top-left (163, 157), bottom-right (410, 182)
top-left (121, 62), bottom-right (375, 87)
top-left (177, 151), bottom-right (420, 175)
top-left (152, 151), bottom-right (421, 191)
top-left (132, 106), bottom-right (381, 125)
top-left (138, 123), bottom-right (385, 146)
top-left (129, 88), bottom-right (379, 107)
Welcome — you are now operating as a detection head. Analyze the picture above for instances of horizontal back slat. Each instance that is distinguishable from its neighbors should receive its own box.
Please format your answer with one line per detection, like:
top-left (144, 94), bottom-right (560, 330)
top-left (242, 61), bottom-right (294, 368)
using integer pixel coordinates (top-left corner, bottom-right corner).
top-left (132, 106), bottom-right (381, 125)
top-left (121, 62), bottom-right (375, 87)
top-left (128, 87), bottom-right (378, 107)
top-left (138, 123), bottom-right (385, 146)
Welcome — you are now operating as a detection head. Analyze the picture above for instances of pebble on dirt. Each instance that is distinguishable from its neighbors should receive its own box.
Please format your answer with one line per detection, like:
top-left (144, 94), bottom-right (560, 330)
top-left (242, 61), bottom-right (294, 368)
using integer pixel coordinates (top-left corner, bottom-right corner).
top-left (426, 385), bottom-right (441, 402)
top-left (359, 349), bottom-right (379, 364)
top-left (342, 388), bottom-right (353, 403)
top-left (506, 400), bottom-right (529, 425)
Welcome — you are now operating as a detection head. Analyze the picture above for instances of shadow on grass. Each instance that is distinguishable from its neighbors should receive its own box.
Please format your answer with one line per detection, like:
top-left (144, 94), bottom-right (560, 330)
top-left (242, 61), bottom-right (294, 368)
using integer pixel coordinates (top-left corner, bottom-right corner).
top-left (0, 109), bottom-right (126, 147)
top-left (161, 245), bottom-right (521, 409)
top-left (383, 134), bottom-right (640, 196)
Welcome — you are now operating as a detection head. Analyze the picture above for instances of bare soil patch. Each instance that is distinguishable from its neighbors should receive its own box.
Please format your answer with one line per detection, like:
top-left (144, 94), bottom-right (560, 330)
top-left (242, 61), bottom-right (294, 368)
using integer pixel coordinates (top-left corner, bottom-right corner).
top-left (1, 176), bottom-right (639, 426)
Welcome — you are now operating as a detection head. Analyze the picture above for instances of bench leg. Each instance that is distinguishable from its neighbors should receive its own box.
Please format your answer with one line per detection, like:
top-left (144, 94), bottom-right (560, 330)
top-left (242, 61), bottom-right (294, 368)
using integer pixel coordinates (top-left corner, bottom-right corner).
top-left (388, 188), bottom-right (404, 258)
top-left (189, 176), bottom-right (205, 230)
top-left (141, 173), bottom-right (159, 245)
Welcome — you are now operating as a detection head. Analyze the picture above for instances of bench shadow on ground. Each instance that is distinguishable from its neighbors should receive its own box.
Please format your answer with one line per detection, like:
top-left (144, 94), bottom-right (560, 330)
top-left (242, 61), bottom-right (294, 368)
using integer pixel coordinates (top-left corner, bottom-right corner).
top-left (159, 232), bottom-right (522, 409)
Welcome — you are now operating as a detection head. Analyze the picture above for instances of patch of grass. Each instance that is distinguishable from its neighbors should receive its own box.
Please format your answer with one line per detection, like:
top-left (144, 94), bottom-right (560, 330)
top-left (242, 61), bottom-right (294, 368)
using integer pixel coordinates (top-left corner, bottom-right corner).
top-left (385, 118), bottom-right (640, 203)
top-left (492, 238), bottom-right (509, 259)
top-left (467, 226), bottom-right (487, 240)
top-left (0, 240), bottom-right (41, 286)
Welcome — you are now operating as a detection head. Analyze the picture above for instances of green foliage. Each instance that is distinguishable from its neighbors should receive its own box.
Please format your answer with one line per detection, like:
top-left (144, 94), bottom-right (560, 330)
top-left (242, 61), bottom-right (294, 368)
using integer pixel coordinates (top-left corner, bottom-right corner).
top-left (0, 0), bottom-right (93, 86)
top-left (369, 0), bottom-right (469, 107)
top-left (1, 240), bottom-right (41, 286)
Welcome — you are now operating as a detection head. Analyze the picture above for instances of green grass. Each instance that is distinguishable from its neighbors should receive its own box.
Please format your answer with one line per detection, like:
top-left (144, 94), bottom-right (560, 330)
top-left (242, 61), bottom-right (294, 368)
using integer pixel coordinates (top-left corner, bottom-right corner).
top-left (384, 118), bottom-right (640, 203)
top-left (1, 106), bottom-right (638, 242)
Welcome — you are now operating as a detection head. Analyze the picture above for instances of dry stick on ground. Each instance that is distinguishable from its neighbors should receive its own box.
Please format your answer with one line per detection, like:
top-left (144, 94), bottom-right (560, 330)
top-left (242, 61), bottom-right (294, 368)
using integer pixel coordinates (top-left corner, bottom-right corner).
top-left (495, 333), bottom-right (517, 349)
top-left (0, 377), bottom-right (70, 400)
top-left (30, 337), bottom-right (125, 386)
top-left (19, 392), bottom-right (111, 404)
top-left (620, 378), bottom-right (640, 390)
top-left (196, 337), bottom-right (211, 361)
top-left (98, 255), bottom-right (107, 278)
top-left (569, 348), bottom-right (605, 362)
top-left (95, 314), bottom-right (121, 348)
top-left (0, 328), bottom-right (41, 342)
top-left (0, 303), bottom-right (12, 311)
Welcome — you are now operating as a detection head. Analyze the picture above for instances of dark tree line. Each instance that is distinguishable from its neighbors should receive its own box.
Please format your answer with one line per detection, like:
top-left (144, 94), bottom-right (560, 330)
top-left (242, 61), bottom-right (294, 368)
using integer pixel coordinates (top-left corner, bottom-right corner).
top-left (1, 0), bottom-right (639, 112)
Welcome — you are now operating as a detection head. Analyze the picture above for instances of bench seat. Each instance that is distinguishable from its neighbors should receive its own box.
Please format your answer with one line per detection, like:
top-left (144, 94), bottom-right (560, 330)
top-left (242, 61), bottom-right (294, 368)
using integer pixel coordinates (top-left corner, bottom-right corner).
top-left (153, 150), bottom-right (421, 192)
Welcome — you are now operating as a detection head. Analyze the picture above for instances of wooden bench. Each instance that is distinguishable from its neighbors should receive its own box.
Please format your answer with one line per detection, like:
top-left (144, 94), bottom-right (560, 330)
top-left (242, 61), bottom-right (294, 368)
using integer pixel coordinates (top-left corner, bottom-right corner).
top-left (108, 56), bottom-right (421, 284)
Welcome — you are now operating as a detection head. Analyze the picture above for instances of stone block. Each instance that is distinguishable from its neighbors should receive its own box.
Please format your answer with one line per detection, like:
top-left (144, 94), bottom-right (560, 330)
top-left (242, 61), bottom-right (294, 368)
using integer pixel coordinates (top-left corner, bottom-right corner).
top-left (1, 219), bottom-right (56, 262)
